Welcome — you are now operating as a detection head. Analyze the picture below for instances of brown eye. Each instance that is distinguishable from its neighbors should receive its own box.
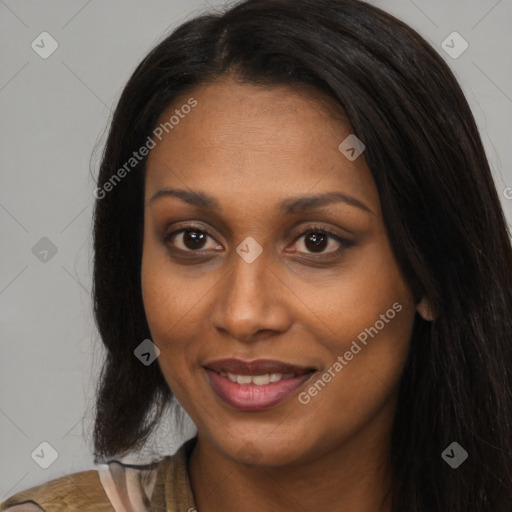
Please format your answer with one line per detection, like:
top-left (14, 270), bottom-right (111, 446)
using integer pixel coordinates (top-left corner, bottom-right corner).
top-left (304, 231), bottom-right (329, 252)
top-left (165, 227), bottom-right (221, 252)
top-left (182, 229), bottom-right (207, 249)
top-left (295, 229), bottom-right (343, 254)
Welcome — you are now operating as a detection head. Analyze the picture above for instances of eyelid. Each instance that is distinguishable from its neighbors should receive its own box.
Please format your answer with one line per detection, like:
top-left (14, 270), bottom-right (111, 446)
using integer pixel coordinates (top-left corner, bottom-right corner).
top-left (162, 222), bottom-right (353, 258)
top-left (162, 223), bottom-right (222, 250)
top-left (288, 225), bottom-right (353, 256)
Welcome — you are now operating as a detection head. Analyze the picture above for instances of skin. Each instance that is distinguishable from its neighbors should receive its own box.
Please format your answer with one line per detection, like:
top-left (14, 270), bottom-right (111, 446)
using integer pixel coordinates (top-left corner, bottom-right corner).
top-left (141, 77), bottom-right (431, 512)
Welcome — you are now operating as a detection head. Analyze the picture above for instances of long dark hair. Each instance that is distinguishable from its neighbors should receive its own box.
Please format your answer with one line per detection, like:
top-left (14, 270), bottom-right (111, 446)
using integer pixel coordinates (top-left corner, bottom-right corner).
top-left (91, 0), bottom-right (512, 510)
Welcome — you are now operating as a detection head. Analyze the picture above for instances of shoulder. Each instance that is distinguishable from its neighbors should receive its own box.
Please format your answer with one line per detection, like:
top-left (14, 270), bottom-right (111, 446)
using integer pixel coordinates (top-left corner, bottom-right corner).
top-left (0, 469), bottom-right (111, 512)
top-left (0, 457), bottom-right (169, 512)
top-left (0, 438), bottom-right (197, 512)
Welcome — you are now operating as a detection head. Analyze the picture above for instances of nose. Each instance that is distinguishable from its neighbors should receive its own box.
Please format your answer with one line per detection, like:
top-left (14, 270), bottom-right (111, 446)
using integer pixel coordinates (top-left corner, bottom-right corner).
top-left (210, 248), bottom-right (292, 343)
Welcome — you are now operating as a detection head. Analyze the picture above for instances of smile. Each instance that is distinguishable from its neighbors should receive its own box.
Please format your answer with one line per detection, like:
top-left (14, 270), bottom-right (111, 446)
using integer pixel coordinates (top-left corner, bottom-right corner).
top-left (203, 358), bottom-right (316, 411)
top-left (219, 372), bottom-right (297, 385)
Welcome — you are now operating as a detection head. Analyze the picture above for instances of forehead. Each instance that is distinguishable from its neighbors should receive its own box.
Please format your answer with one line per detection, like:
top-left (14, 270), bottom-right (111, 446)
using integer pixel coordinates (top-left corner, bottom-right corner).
top-left (144, 79), bottom-right (379, 214)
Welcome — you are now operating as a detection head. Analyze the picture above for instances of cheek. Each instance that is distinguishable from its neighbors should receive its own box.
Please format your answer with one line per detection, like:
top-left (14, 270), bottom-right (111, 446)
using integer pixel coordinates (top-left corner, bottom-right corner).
top-left (293, 298), bottom-right (415, 453)
top-left (141, 226), bottom-right (201, 336)
top-left (141, 264), bottom-right (200, 407)
top-left (286, 237), bottom-right (414, 347)
top-left (141, 239), bottom-right (190, 360)
top-left (140, 238), bottom-right (217, 390)
top-left (293, 238), bottom-right (416, 397)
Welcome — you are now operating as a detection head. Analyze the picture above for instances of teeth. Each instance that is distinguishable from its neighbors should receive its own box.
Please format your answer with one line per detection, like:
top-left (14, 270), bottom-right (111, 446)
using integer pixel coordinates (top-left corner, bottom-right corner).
top-left (222, 372), bottom-right (288, 385)
top-left (252, 374), bottom-right (270, 385)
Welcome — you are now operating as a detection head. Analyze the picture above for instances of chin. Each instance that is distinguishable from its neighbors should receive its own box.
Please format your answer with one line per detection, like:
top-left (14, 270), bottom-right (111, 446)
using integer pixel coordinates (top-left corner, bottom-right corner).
top-left (208, 426), bottom-right (317, 467)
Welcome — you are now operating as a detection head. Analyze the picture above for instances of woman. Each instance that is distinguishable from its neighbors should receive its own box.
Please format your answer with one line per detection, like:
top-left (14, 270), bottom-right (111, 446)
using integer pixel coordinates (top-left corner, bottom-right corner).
top-left (2, 0), bottom-right (511, 510)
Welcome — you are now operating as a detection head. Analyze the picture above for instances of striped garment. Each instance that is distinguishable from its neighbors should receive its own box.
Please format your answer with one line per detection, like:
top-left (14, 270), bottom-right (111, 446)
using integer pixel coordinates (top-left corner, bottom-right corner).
top-left (0, 438), bottom-right (198, 511)
top-left (1, 438), bottom-right (436, 511)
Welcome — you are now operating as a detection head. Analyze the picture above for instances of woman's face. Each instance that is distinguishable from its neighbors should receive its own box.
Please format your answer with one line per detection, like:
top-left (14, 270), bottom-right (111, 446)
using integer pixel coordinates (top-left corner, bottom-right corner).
top-left (142, 78), bottom-right (418, 467)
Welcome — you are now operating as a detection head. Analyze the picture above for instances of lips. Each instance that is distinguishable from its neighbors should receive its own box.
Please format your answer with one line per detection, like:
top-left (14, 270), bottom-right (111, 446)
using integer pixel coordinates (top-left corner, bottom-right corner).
top-left (203, 358), bottom-right (316, 411)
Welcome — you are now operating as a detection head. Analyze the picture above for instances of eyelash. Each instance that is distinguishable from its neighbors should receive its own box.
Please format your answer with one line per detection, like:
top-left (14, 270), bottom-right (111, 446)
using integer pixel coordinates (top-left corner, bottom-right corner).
top-left (161, 223), bottom-right (353, 262)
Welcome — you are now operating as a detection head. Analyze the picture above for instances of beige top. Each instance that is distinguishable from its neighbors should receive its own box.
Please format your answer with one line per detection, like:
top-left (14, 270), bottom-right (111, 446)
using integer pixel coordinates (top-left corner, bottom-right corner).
top-left (0, 437), bottom-right (198, 512)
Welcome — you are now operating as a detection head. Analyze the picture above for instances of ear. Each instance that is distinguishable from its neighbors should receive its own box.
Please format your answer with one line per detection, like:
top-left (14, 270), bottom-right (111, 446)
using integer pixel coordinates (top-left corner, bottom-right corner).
top-left (416, 297), bottom-right (435, 321)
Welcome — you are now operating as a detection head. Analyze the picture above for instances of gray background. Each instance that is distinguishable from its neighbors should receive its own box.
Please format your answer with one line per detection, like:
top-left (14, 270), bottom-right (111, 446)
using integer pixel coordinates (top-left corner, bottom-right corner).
top-left (1, 0), bottom-right (511, 500)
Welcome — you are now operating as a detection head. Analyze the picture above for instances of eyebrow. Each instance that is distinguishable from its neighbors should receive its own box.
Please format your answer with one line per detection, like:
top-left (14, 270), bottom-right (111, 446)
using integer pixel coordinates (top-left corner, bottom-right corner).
top-left (149, 188), bottom-right (373, 215)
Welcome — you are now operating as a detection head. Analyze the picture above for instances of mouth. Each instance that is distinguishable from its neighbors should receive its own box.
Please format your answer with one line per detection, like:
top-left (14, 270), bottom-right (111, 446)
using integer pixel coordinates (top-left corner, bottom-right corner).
top-left (203, 358), bottom-right (316, 411)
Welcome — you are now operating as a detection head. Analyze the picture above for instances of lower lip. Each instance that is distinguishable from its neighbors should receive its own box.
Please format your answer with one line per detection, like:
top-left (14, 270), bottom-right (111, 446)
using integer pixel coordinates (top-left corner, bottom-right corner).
top-left (204, 369), bottom-right (314, 411)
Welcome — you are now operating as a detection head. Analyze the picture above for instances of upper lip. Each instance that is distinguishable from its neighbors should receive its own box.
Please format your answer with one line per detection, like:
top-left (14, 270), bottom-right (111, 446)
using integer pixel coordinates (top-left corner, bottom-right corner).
top-left (204, 358), bottom-right (315, 376)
